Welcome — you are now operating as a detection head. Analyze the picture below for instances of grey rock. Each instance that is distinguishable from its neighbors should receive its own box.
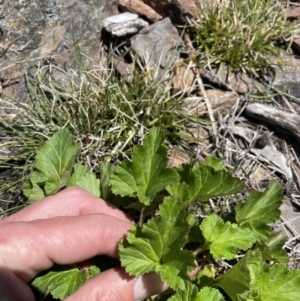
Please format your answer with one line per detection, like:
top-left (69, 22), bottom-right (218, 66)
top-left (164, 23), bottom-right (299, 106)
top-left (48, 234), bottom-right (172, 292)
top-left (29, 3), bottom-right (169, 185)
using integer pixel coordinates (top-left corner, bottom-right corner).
top-left (201, 67), bottom-right (264, 94)
top-left (0, 0), bottom-right (117, 104)
top-left (272, 56), bottom-right (300, 99)
top-left (103, 12), bottom-right (148, 37)
top-left (130, 18), bottom-right (183, 74)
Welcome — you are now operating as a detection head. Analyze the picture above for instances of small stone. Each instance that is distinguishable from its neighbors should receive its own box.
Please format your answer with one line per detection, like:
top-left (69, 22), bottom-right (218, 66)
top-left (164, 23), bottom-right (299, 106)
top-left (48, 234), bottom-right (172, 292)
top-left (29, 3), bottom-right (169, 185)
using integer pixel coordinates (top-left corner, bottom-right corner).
top-left (103, 12), bottom-right (148, 37)
top-left (201, 68), bottom-right (263, 94)
top-left (118, 0), bottom-right (162, 23)
top-left (103, 12), bottom-right (138, 26)
top-left (130, 18), bottom-right (183, 72)
top-left (142, 0), bottom-right (197, 24)
top-left (205, 89), bottom-right (239, 113)
top-left (172, 60), bottom-right (195, 94)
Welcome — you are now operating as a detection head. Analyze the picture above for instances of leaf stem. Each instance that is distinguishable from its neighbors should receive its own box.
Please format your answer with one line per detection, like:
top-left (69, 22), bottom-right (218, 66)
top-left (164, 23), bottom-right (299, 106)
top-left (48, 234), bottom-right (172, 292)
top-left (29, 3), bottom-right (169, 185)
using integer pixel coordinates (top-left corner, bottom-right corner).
top-left (139, 206), bottom-right (146, 227)
top-left (193, 245), bottom-right (207, 257)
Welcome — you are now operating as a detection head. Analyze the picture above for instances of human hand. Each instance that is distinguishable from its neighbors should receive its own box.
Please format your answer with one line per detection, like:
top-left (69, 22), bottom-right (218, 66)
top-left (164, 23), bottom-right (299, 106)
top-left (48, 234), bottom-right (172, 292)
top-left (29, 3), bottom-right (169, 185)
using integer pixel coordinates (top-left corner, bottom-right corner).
top-left (0, 187), bottom-right (167, 301)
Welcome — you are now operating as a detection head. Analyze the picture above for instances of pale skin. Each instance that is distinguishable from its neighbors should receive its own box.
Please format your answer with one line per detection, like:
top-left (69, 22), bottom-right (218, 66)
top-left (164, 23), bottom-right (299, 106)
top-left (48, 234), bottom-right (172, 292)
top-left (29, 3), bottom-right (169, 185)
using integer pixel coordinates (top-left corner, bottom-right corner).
top-left (0, 187), bottom-right (168, 301)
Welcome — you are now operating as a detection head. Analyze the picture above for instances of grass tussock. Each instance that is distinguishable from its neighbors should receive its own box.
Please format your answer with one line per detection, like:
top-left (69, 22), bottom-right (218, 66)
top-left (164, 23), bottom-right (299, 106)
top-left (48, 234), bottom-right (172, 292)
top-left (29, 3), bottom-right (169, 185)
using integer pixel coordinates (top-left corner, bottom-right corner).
top-left (0, 56), bottom-right (203, 201)
top-left (191, 0), bottom-right (299, 75)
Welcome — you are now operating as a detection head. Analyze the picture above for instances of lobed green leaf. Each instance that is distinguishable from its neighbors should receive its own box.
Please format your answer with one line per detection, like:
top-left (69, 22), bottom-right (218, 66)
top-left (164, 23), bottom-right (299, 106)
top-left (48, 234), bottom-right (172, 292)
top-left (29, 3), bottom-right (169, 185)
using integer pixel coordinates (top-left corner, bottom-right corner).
top-left (30, 265), bottom-right (100, 300)
top-left (99, 162), bottom-right (115, 201)
top-left (167, 163), bottom-right (244, 203)
top-left (216, 251), bottom-right (261, 301)
top-left (249, 260), bottom-right (300, 300)
top-left (235, 180), bottom-right (283, 240)
top-left (119, 196), bottom-right (195, 290)
top-left (196, 287), bottom-right (225, 301)
top-left (35, 129), bottom-right (81, 195)
top-left (167, 282), bottom-right (198, 301)
top-left (204, 155), bottom-right (226, 171)
top-left (111, 128), bottom-right (178, 205)
top-left (24, 129), bottom-right (81, 200)
top-left (200, 215), bottom-right (256, 260)
top-left (256, 232), bottom-right (288, 263)
top-left (68, 163), bottom-right (100, 197)
top-left (168, 283), bottom-right (225, 301)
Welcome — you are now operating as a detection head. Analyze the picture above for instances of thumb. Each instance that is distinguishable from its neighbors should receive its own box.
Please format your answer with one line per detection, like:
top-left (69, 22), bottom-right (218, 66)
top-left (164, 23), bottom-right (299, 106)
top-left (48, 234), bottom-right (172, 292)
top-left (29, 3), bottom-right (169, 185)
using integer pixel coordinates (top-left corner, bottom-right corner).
top-left (0, 268), bottom-right (35, 301)
top-left (64, 267), bottom-right (168, 301)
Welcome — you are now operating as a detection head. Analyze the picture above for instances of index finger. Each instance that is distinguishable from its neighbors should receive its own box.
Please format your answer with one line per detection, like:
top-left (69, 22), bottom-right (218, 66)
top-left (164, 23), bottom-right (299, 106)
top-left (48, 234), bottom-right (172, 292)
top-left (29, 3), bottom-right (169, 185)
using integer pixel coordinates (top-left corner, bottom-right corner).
top-left (5, 187), bottom-right (131, 223)
top-left (0, 214), bottom-right (132, 282)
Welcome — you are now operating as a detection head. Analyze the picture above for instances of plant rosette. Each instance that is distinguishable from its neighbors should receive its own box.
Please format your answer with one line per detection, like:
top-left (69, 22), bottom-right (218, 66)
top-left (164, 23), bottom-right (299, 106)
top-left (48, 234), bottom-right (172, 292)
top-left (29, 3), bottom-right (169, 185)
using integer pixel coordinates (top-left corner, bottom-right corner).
top-left (25, 128), bottom-right (300, 301)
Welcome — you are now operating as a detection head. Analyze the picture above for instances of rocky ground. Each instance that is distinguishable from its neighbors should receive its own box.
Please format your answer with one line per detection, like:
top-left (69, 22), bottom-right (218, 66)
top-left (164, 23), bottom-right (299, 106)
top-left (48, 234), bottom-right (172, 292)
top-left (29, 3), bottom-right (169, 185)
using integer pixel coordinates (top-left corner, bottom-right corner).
top-left (1, 0), bottom-right (300, 267)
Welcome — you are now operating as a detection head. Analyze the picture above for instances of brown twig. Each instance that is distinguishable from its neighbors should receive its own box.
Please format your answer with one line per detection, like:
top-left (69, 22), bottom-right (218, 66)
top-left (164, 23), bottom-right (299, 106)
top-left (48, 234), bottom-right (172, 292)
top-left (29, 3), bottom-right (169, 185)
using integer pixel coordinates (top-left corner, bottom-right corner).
top-left (0, 36), bottom-right (24, 59)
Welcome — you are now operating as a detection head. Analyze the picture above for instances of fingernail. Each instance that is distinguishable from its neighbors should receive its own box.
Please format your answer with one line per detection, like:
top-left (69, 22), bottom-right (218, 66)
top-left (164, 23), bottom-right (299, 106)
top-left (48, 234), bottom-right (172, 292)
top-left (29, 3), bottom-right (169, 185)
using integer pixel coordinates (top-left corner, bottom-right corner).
top-left (133, 272), bottom-right (169, 301)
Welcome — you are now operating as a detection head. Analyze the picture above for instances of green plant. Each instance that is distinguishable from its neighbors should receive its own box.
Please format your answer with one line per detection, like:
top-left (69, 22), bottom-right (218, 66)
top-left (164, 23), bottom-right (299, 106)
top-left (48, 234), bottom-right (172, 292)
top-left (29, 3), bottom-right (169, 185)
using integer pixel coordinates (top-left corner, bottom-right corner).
top-left (27, 128), bottom-right (300, 300)
top-left (191, 0), bottom-right (299, 75)
top-left (0, 56), bottom-right (201, 203)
